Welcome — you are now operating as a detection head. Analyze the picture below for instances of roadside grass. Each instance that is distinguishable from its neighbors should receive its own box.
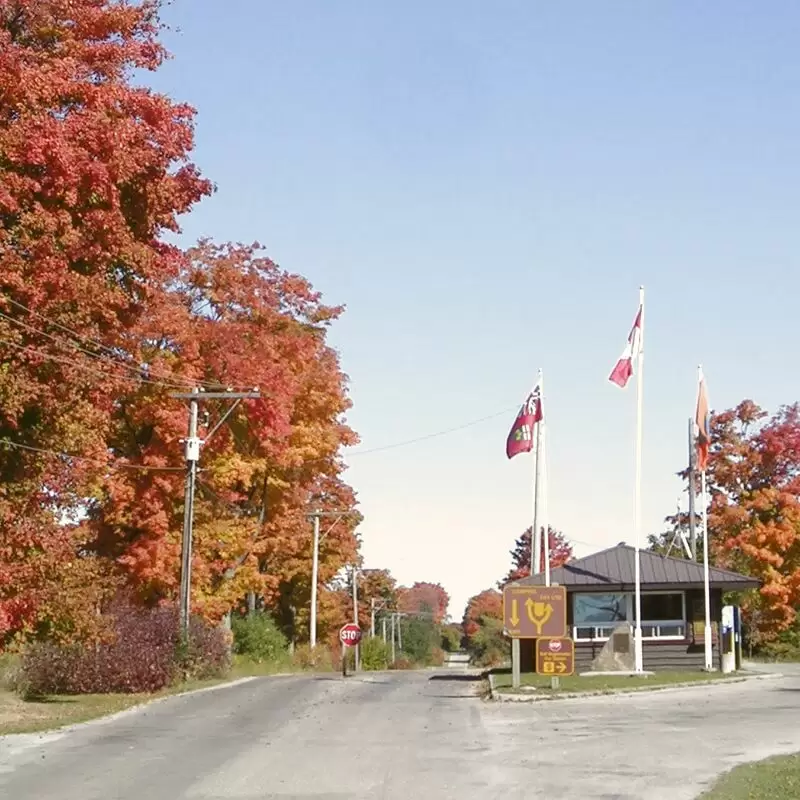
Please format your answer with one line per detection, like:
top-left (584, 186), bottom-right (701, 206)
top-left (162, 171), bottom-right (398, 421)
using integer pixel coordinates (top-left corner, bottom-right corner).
top-left (0, 690), bottom-right (152, 736)
top-left (0, 648), bottom-right (435, 736)
top-left (490, 668), bottom-right (734, 695)
top-left (700, 753), bottom-right (800, 799)
top-left (0, 674), bottom-right (247, 736)
top-left (0, 652), bottom-right (336, 737)
top-left (230, 654), bottom-right (295, 678)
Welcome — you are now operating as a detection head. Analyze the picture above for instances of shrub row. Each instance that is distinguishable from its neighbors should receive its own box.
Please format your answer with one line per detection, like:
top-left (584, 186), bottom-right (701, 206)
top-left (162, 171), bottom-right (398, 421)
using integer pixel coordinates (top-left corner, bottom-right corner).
top-left (21, 600), bottom-right (230, 695)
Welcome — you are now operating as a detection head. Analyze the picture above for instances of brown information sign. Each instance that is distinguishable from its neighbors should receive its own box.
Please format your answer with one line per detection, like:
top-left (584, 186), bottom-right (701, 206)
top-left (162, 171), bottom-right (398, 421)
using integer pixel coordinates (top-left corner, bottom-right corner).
top-left (502, 585), bottom-right (567, 638)
top-left (536, 637), bottom-right (575, 676)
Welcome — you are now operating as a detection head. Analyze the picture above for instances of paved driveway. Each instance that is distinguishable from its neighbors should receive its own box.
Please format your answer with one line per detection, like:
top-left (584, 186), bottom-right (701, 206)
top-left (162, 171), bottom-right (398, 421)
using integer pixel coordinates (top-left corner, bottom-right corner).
top-left (1, 669), bottom-right (798, 799)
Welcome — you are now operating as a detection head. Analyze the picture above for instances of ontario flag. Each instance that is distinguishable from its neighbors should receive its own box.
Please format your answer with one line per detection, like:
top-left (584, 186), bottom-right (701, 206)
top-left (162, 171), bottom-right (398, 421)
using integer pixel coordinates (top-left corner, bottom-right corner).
top-left (506, 383), bottom-right (543, 459)
top-left (695, 368), bottom-right (710, 471)
top-left (608, 304), bottom-right (643, 388)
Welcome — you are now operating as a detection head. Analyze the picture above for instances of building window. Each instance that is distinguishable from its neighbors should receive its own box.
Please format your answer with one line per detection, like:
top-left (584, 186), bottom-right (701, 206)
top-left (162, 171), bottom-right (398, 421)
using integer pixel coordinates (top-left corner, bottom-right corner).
top-left (573, 593), bottom-right (628, 642)
top-left (572, 591), bottom-right (686, 642)
top-left (640, 592), bottom-right (685, 640)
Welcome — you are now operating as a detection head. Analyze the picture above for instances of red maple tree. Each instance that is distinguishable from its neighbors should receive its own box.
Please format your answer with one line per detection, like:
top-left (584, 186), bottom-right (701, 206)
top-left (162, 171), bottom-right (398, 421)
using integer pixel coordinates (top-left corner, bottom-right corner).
top-left (0, 0), bottom-right (210, 641)
top-left (397, 582), bottom-right (449, 623)
top-left (501, 526), bottom-right (573, 585)
top-left (462, 589), bottom-right (502, 639)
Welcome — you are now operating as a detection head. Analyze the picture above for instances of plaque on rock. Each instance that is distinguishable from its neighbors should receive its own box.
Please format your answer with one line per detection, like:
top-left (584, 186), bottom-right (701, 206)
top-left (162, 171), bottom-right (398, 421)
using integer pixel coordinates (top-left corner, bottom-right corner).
top-left (612, 630), bottom-right (631, 654)
top-left (589, 623), bottom-right (636, 672)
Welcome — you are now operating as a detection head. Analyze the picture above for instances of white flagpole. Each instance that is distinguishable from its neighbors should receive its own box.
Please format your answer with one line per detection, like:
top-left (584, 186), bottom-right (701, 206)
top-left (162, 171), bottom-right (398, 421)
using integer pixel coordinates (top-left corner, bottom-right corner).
top-left (530, 368), bottom-right (543, 576)
top-left (699, 365), bottom-right (713, 671)
top-left (701, 470), bottom-right (712, 670)
top-left (542, 419), bottom-right (550, 587)
top-left (633, 286), bottom-right (644, 673)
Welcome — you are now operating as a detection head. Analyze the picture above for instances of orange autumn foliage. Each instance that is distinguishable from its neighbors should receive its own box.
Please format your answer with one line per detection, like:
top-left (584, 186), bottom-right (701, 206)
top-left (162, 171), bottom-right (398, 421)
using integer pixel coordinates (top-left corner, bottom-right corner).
top-left (0, 0), bottom-right (210, 642)
top-left (397, 582), bottom-right (449, 624)
top-left (703, 401), bottom-right (800, 642)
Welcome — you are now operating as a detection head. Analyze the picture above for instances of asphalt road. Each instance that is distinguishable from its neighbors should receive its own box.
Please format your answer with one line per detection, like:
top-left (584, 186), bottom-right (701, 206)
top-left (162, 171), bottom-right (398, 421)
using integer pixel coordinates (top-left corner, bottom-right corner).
top-left (1, 667), bottom-right (800, 800)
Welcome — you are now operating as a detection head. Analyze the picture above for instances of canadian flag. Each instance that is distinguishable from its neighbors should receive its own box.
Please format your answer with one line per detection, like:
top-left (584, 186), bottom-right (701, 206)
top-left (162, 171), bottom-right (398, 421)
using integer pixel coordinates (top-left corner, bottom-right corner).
top-left (506, 383), bottom-right (543, 459)
top-left (608, 305), bottom-right (642, 388)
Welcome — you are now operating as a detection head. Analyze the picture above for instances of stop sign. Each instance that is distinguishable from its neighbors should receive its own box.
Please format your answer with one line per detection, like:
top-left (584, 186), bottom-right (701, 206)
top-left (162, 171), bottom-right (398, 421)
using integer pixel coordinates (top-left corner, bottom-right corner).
top-left (339, 623), bottom-right (362, 647)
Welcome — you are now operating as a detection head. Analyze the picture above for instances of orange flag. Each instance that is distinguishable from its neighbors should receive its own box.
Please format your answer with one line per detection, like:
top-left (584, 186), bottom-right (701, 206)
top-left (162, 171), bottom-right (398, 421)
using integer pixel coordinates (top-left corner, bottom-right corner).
top-left (695, 369), bottom-right (710, 471)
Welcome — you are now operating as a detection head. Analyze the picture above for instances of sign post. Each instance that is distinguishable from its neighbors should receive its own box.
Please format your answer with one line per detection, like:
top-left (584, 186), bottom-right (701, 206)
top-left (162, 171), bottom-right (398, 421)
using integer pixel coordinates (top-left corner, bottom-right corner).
top-left (503, 584), bottom-right (569, 689)
top-left (535, 637), bottom-right (575, 679)
top-left (511, 639), bottom-right (521, 689)
top-left (503, 585), bottom-right (567, 639)
top-left (339, 623), bottom-right (362, 678)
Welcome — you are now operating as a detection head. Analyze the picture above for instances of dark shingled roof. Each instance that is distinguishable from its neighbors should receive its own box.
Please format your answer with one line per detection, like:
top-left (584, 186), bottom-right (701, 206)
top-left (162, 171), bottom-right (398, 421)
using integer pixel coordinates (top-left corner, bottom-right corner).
top-left (515, 544), bottom-right (760, 592)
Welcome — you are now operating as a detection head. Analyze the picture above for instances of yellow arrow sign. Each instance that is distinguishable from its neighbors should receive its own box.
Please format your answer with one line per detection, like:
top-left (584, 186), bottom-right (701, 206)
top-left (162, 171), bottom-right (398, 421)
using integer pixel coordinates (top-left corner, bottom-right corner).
top-left (556, 662), bottom-right (567, 673)
top-left (509, 599), bottom-right (519, 627)
top-left (525, 598), bottom-right (553, 635)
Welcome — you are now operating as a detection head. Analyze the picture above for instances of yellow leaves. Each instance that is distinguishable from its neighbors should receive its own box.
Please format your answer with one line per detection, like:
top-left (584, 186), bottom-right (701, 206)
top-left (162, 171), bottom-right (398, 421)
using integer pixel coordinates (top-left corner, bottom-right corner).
top-left (206, 451), bottom-right (258, 490)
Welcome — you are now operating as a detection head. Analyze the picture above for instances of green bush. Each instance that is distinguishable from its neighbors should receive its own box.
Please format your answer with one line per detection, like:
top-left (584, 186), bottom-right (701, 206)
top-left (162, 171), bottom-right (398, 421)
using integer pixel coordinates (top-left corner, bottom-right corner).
top-left (291, 643), bottom-right (334, 672)
top-left (231, 613), bottom-right (288, 664)
top-left (758, 640), bottom-right (800, 662)
top-left (360, 636), bottom-right (390, 671)
top-left (0, 652), bottom-right (22, 691)
top-left (399, 617), bottom-right (438, 664)
top-left (467, 616), bottom-right (509, 667)
top-left (441, 625), bottom-right (462, 652)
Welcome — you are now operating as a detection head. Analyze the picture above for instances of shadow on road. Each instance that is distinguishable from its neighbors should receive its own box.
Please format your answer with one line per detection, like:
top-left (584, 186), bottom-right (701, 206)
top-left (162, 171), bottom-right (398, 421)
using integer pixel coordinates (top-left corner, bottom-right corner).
top-left (428, 673), bottom-right (483, 682)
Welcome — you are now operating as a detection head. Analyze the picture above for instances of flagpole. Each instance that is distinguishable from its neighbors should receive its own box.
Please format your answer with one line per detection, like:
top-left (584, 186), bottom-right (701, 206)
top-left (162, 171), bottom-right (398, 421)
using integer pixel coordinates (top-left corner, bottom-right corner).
top-left (699, 365), bottom-right (713, 671)
top-left (701, 469), bottom-right (713, 670)
top-left (530, 368), bottom-right (543, 576)
top-left (542, 420), bottom-right (550, 587)
top-left (633, 286), bottom-right (644, 673)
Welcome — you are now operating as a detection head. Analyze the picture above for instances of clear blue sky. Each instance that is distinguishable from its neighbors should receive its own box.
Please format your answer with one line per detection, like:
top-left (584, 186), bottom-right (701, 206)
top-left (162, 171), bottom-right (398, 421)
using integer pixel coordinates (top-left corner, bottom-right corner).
top-left (147, 1), bottom-right (800, 619)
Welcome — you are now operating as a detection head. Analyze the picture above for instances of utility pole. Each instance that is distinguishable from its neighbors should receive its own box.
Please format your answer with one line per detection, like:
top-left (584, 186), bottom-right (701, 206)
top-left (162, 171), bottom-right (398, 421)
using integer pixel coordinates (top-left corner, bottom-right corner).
top-left (178, 389), bottom-right (200, 640)
top-left (370, 596), bottom-right (389, 638)
top-left (306, 509), bottom-right (357, 648)
top-left (171, 388), bottom-right (261, 640)
top-left (391, 613), bottom-right (396, 662)
top-left (310, 514), bottom-right (320, 649)
top-left (352, 566), bottom-right (359, 671)
top-left (382, 616), bottom-right (387, 643)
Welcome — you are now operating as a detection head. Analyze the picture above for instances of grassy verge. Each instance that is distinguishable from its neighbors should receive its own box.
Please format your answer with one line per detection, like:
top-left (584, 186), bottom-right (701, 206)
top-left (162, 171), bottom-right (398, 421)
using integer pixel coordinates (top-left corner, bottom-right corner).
top-left (0, 648), bottom-right (432, 736)
top-left (0, 668), bottom-right (243, 737)
top-left (700, 753), bottom-right (800, 799)
top-left (0, 652), bottom-right (338, 737)
top-left (0, 690), bottom-right (158, 736)
top-left (491, 668), bottom-right (734, 695)
top-left (0, 673), bottom-right (261, 737)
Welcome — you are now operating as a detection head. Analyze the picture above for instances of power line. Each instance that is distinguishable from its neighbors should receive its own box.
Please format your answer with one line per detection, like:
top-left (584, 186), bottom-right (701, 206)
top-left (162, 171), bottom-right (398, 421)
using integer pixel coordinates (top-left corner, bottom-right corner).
top-left (1, 296), bottom-right (246, 391)
top-left (197, 406), bottom-right (519, 469)
top-left (0, 334), bottom-right (172, 388)
top-left (0, 439), bottom-right (183, 472)
top-left (344, 406), bottom-right (516, 458)
top-left (0, 312), bottom-right (193, 390)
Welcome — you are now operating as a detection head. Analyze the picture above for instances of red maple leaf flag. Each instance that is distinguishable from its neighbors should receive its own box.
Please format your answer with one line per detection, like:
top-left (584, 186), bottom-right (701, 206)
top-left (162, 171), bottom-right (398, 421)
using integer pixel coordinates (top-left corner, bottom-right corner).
top-left (506, 383), bottom-right (543, 459)
top-left (609, 305), bottom-right (643, 388)
top-left (695, 368), bottom-right (710, 471)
